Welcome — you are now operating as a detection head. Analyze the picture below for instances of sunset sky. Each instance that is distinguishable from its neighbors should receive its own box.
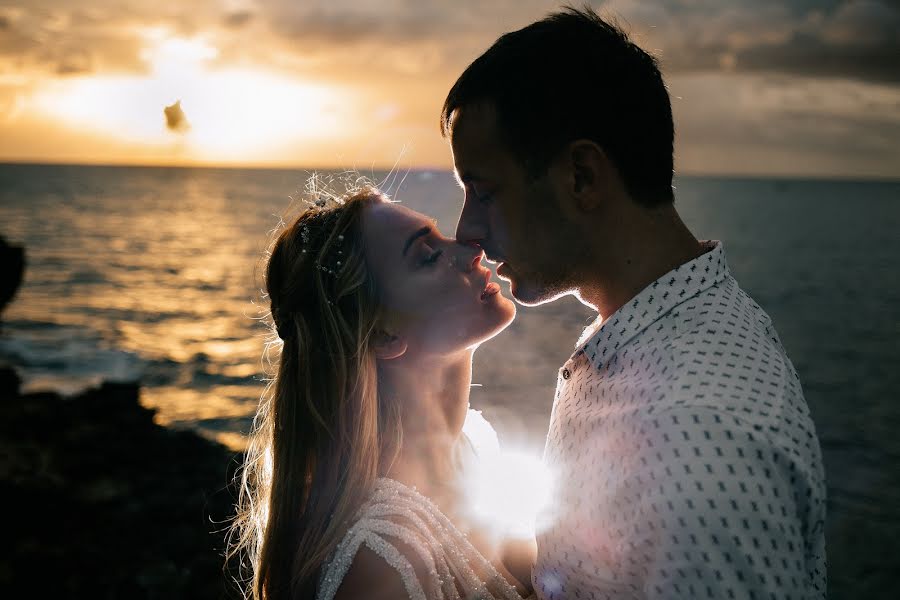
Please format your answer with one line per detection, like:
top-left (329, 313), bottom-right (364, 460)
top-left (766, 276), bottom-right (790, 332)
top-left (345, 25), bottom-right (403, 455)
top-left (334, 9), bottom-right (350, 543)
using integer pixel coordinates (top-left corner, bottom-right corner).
top-left (1, 0), bottom-right (898, 178)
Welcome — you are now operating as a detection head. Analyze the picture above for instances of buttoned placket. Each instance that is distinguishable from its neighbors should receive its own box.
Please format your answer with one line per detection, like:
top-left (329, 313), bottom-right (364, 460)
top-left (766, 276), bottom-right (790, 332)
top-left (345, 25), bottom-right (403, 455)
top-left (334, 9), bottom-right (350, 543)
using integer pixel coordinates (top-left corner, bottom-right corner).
top-left (558, 348), bottom-right (589, 385)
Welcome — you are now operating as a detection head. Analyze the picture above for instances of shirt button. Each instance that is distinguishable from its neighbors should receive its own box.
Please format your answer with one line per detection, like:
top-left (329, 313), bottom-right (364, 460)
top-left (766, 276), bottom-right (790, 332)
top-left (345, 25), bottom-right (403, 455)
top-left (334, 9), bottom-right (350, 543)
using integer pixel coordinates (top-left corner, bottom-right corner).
top-left (562, 368), bottom-right (571, 380)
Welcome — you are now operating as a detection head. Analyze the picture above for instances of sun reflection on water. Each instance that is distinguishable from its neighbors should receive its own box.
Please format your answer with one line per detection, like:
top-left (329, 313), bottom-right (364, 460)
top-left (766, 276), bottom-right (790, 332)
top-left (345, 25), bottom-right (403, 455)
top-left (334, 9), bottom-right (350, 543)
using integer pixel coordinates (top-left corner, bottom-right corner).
top-left (140, 384), bottom-right (259, 452)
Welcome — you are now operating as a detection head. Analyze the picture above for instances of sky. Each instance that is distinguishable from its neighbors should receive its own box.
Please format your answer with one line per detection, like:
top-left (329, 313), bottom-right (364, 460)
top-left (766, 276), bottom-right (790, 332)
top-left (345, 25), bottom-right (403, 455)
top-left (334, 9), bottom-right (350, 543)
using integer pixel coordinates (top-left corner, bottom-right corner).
top-left (0, 0), bottom-right (898, 178)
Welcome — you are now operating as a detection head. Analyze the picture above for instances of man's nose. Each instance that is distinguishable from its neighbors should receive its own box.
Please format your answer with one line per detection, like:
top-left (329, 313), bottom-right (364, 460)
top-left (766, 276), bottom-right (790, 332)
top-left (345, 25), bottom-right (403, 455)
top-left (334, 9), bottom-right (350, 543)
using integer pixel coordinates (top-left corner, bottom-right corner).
top-left (455, 200), bottom-right (487, 246)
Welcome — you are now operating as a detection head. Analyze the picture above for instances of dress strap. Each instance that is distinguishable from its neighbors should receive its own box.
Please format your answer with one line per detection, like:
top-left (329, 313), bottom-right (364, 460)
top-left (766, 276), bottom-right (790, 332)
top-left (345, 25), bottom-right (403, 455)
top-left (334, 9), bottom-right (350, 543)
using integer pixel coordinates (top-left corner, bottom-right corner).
top-left (317, 522), bottom-right (428, 600)
top-left (316, 478), bottom-right (523, 600)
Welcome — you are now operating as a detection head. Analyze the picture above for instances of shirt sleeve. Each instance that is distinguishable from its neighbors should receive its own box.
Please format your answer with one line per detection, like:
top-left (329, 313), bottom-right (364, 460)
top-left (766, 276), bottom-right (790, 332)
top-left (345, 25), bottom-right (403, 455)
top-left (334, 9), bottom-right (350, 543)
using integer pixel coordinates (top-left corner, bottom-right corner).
top-left (613, 405), bottom-right (823, 599)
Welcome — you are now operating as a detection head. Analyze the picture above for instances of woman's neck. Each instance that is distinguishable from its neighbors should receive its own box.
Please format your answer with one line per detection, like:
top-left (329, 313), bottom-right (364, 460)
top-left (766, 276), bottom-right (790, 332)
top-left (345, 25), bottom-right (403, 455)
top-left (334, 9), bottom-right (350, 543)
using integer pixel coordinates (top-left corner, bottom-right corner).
top-left (379, 350), bottom-right (473, 504)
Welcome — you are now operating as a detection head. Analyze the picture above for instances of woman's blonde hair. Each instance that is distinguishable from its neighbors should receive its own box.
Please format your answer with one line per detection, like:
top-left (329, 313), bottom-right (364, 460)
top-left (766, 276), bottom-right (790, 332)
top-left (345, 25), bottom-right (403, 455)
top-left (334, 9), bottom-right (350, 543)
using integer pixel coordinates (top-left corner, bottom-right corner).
top-left (226, 186), bottom-right (402, 600)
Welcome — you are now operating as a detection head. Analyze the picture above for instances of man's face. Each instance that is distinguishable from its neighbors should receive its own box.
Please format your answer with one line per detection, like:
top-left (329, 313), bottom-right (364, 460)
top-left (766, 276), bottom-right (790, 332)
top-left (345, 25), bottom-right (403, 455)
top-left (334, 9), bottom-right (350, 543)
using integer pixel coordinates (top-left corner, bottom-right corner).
top-left (450, 104), bottom-right (575, 306)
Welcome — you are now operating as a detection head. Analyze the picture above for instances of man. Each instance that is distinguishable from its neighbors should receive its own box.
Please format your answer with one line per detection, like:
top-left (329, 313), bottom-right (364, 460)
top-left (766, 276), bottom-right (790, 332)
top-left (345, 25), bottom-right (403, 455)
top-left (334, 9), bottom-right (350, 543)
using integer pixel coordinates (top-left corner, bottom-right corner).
top-left (442, 7), bottom-right (826, 599)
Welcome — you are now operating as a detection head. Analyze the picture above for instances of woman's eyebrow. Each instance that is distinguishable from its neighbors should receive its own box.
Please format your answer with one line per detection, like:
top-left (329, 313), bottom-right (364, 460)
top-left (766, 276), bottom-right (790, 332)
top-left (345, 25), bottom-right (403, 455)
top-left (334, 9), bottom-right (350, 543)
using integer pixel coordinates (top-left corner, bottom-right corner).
top-left (402, 226), bottom-right (432, 257)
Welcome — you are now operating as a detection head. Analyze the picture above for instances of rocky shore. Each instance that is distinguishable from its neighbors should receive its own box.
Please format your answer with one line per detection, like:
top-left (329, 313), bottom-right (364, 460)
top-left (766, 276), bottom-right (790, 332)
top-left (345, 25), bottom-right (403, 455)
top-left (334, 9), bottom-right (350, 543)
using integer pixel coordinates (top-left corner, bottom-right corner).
top-left (1, 366), bottom-right (244, 599)
top-left (0, 235), bottom-right (25, 323)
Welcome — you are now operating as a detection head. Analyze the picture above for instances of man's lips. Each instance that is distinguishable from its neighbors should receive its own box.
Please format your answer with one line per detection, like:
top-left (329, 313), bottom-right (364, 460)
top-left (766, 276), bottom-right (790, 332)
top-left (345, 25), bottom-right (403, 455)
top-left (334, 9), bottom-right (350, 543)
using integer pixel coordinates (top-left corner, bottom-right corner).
top-left (481, 252), bottom-right (507, 272)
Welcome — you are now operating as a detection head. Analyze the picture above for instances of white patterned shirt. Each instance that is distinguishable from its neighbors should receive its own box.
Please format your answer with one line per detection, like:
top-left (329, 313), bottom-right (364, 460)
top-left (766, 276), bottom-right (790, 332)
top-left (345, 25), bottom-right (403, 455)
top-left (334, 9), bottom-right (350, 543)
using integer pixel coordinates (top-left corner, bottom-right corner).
top-left (534, 241), bottom-right (826, 600)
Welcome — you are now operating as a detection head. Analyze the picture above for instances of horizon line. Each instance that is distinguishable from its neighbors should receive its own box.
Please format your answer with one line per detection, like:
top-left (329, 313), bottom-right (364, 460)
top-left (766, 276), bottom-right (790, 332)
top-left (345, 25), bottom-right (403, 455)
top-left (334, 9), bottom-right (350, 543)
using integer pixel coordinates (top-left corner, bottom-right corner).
top-left (1, 158), bottom-right (898, 184)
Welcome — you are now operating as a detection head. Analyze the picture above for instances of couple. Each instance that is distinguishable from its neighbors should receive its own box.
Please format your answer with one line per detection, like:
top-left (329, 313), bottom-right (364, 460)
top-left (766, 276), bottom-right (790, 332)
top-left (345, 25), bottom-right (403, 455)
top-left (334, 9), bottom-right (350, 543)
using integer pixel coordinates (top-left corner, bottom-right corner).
top-left (229, 8), bottom-right (826, 600)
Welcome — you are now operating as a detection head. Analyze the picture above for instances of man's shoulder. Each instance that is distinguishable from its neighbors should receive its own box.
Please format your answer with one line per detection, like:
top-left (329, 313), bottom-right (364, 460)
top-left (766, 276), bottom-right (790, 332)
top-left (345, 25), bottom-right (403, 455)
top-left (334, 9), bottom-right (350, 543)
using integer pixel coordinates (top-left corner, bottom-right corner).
top-left (618, 275), bottom-right (777, 358)
top-left (642, 276), bottom-right (802, 408)
top-left (669, 274), bottom-right (776, 344)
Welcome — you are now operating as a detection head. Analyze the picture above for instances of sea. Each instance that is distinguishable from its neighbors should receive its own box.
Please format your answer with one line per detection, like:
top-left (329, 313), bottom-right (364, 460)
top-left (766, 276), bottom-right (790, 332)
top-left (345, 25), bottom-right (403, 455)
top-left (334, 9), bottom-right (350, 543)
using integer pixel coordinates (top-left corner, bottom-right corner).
top-left (1, 163), bottom-right (898, 593)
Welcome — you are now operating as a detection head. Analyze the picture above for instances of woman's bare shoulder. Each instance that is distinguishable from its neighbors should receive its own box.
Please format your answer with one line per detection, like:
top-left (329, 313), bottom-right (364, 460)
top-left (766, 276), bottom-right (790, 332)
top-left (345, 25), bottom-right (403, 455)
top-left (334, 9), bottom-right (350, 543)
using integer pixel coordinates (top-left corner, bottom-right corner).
top-left (332, 536), bottom-right (432, 600)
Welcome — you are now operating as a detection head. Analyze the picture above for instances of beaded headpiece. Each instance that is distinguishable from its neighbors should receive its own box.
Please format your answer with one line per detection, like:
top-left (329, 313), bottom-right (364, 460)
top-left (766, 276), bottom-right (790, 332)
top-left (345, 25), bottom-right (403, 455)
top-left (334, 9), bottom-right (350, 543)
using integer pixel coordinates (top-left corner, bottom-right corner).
top-left (274, 173), bottom-right (378, 341)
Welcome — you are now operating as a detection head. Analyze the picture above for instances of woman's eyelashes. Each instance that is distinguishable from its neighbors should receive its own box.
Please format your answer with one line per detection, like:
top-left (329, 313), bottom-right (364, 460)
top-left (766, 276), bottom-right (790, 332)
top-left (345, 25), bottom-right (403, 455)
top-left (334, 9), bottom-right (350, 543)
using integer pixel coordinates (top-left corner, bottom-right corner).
top-left (420, 248), bottom-right (443, 267)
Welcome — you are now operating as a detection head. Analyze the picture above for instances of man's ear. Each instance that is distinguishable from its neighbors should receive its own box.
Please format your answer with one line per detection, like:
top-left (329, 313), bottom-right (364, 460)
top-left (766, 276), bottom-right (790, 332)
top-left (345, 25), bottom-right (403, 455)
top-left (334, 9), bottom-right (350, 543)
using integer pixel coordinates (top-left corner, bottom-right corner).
top-left (373, 330), bottom-right (407, 360)
top-left (568, 140), bottom-right (610, 212)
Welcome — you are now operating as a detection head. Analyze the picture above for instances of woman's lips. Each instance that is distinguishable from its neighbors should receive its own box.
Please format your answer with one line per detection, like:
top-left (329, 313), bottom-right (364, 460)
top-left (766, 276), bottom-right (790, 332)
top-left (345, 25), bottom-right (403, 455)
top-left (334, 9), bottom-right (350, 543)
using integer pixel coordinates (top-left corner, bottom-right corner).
top-left (481, 281), bottom-right (501, 301)
top-left (479, 268), bottom-right (500, 301)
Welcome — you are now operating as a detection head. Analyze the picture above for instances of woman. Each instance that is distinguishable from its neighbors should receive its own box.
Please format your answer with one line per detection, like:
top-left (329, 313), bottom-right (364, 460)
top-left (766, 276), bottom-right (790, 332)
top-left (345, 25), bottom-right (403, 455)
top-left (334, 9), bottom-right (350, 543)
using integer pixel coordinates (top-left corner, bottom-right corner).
top-left (228, 184), bottom-right (531, 600)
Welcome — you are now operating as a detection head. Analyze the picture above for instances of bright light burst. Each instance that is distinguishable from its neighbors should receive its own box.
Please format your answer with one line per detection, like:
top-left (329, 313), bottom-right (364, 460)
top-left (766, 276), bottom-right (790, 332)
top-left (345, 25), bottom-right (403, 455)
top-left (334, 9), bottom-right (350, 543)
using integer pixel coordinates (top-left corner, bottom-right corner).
top-left (461, 409), bottom-right (555, 540)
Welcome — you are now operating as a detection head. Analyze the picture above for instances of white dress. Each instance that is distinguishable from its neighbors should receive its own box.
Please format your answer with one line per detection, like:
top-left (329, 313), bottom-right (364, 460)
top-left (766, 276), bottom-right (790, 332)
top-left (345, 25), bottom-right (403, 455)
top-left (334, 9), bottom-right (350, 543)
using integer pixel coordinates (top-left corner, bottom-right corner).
top-left (316, 476), bottom-right (525, 600)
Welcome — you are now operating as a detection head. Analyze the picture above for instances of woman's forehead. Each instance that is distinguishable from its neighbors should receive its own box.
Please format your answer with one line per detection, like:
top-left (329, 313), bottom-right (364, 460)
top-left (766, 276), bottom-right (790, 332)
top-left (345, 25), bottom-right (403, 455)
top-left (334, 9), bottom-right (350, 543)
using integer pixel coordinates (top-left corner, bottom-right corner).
top-left (365, 201), bottom-right (433, 241)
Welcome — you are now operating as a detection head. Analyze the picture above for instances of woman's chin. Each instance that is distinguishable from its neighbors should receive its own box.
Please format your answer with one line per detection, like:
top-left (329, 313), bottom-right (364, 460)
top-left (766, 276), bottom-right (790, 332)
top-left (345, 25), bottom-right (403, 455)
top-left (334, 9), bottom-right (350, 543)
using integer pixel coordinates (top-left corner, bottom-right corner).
top-left (483, 296), bottom-right (517, 338)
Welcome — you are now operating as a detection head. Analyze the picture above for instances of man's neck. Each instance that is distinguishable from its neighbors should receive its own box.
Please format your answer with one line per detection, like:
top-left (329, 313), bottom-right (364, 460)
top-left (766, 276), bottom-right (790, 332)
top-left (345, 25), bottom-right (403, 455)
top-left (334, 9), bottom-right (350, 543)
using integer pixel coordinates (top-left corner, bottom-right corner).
top-left (578, 204), bottom-right (704, 321)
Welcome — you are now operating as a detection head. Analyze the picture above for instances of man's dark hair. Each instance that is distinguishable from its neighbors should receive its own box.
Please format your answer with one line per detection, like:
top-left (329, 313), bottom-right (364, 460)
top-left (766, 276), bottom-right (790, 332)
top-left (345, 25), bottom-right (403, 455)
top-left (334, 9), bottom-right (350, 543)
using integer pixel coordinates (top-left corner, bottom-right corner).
top-left (441, 6), bottom-right (674, 206)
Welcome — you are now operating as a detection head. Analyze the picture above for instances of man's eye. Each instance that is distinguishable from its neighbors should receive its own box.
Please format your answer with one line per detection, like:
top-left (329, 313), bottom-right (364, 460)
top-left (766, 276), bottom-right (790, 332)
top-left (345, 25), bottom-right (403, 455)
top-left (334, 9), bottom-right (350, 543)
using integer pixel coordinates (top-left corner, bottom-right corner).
top-left (421, 249), bottom-right (443, 266)
top-left (473, 186), bottom-right (495, 204)
top-left (467, 184), bottom-right (493, 205)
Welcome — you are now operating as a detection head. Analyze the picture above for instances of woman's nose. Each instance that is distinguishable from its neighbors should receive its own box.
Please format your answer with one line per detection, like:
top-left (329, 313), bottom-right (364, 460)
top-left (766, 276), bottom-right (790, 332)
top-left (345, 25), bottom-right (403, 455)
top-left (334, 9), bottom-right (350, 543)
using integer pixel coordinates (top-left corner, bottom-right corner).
top-left (452, 242), bottom-right (483, 272)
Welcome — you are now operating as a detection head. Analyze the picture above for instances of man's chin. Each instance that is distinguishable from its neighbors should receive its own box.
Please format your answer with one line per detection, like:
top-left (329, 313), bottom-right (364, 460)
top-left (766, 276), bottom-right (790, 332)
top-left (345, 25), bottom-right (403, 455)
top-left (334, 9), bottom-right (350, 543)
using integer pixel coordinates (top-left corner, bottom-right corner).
top-left (508, 278), bottom-right (566, 307)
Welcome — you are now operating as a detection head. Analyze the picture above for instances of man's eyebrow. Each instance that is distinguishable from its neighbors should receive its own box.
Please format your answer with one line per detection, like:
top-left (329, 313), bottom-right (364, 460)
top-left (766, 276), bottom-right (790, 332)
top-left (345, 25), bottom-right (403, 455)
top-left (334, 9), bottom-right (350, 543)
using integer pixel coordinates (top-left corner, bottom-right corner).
top-left (455, 171), bottom-right (478, 186)
top-left (402, 225), bottom-right (433, 257)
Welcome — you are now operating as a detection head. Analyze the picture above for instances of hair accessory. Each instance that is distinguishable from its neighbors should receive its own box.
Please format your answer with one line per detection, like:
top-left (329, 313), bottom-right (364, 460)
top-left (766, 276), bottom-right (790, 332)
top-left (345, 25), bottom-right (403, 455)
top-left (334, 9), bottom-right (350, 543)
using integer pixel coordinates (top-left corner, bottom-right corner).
top-left (287, 172), bottom-right (376, 308)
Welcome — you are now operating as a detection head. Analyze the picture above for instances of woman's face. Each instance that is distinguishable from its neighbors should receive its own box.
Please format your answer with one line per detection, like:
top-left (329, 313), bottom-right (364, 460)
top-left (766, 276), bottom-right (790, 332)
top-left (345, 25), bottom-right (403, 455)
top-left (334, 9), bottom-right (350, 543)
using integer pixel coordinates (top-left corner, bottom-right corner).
top-left (363, 199), bottom-right (516, 357)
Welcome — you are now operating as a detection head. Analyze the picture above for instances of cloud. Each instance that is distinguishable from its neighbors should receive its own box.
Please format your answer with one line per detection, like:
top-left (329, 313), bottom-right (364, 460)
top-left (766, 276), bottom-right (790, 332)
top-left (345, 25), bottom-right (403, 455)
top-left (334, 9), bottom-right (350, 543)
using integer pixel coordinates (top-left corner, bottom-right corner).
top-left (223, 10), bottom-right (254, 29)
top-left (229, 0), bottom-right (900, 84)
top-left (255, 0), bottom-right (554, 76)
top-left (0, 0), bottom-right (897, 177)
top-left (4, 1), bottom-right (897, 84)
top-left (733, 32), bottom-right (900, 84)
top-left (670, 72), bottom-right (900, 176)
top-left (606, 0), bottom-right (900, 84)
top-left (55, 49), bottom-right (93, 75)
top-left (0, 1), bottom-right (223, 77)
top-left (164, 99), bottom-right (189, 132)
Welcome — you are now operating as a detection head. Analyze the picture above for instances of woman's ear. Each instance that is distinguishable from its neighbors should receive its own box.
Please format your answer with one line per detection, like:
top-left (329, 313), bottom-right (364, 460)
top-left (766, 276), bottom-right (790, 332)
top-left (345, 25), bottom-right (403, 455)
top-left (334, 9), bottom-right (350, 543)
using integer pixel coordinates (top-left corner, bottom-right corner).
top-left (373, 330), bottom-right (407, 360)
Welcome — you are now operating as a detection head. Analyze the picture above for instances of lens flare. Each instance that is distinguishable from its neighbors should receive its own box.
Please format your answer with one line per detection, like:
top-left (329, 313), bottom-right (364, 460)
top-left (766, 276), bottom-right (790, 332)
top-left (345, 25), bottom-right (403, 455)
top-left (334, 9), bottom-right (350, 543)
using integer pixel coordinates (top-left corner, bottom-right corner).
top-left (460, 409), bottom-right (555, 540)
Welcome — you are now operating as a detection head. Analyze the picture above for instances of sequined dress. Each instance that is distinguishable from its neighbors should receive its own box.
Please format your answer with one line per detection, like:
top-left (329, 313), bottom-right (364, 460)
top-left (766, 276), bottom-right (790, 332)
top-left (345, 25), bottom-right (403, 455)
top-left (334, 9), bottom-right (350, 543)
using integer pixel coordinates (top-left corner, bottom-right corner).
top-left (316, 477), bottom-right (525, 600)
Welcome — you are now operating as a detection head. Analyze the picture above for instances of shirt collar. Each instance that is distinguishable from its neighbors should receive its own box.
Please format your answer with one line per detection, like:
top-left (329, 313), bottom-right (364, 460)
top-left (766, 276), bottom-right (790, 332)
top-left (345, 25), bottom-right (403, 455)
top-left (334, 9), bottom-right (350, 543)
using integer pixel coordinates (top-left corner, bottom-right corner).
top-left (575, 241), bottom-right (730, 370)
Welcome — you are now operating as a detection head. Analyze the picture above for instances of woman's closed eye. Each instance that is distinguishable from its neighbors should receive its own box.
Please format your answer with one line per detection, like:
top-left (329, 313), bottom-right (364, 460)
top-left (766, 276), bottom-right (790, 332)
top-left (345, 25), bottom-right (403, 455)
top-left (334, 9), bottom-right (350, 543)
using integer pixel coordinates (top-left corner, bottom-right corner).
top-left (420, 249), bottom-right (443, 267)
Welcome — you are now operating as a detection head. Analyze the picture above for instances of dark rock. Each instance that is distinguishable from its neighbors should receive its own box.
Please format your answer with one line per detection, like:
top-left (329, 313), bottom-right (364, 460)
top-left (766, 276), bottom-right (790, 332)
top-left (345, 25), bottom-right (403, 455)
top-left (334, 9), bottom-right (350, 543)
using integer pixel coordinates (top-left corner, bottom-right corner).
top-left (2, 377), bottom-right (245, 598)
top-left (0, 365), bottom-right (20, 397)
top-left (0, 236), bottom-right (24, 316)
